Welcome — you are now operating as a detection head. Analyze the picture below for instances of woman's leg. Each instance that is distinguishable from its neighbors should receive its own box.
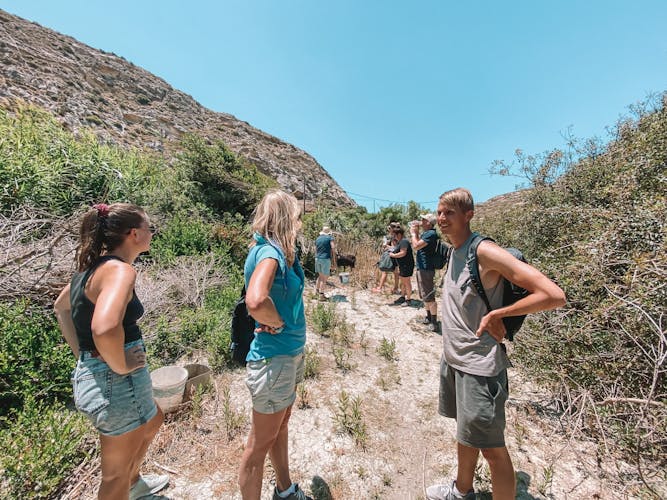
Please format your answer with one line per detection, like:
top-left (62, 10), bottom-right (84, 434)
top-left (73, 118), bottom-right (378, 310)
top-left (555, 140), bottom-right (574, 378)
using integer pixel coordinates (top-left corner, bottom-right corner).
top-left (129, 406), bottom-right (164, 484)
top-left (268, 404), bottom-right (294, 491)
top-left (98, 422), bottom-right (155, 500)
top-left (239, 407), bottom-right (291, 500)
top-left (374, 271), bottom-right (387, 292)
top-left (402, 276), bottom-right (412, 301)
top-left (392, 268), bottom-right (399, 293)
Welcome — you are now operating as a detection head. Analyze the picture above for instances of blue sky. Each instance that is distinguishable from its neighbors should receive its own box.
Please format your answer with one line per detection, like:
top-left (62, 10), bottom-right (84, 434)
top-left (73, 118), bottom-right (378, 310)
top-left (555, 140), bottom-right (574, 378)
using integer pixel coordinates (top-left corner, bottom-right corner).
top-left (2, 1), bottom-right (666, 211)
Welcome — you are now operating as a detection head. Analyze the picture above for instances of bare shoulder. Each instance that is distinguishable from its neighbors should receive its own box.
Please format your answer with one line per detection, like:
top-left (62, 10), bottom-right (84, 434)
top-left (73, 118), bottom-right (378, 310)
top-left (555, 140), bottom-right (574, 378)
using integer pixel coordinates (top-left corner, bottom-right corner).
top-left (476, 239), bottom-right (506, 261)
top-left (94, 259), bottom-right (137, 289)
top-left (476, 239), bottom-right (527, 272)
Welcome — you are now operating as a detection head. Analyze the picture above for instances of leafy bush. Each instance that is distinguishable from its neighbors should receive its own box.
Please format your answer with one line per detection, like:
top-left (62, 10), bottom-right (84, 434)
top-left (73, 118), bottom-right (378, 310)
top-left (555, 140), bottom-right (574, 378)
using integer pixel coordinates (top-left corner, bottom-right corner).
top-left (478, 93), bottom-right (667, 474)
top-left (0, 300), bottom-right (73, 417)
top-left (0, 106), bottom-right (160, 216)
top-left (175, 134), bottom-right (277, 218)
top-left (146, 276), bottom-right (242, 372)
top-left (149, 217), bottom-right (215, 263)
top-left (0, 396), bottom-right (92, 499)
top-left (309, 302), bottom-right (338, 335)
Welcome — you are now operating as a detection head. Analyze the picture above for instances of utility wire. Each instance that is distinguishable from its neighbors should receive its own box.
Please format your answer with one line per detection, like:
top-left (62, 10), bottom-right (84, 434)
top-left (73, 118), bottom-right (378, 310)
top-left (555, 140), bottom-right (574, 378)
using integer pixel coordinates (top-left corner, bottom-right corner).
top-left (344, 189), bottom-right (439, 206)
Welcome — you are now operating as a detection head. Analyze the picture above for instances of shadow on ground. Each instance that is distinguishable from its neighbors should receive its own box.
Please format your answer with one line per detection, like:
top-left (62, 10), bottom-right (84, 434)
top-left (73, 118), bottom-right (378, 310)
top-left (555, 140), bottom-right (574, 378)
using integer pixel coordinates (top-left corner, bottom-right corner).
top-left (310, 475), bottom-right (333, 500)
top-left (328, 294), bottom-right (348, 303)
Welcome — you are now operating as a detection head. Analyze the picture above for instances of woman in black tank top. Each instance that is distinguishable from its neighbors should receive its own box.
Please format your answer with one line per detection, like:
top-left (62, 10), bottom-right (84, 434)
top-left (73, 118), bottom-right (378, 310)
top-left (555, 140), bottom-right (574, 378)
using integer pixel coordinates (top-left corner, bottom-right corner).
top-left (54, 203), bottom-right (168, 500)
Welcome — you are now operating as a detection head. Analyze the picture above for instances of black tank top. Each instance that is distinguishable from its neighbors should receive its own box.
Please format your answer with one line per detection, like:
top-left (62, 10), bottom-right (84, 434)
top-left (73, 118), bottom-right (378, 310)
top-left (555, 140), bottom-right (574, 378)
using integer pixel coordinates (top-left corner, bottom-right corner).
top-left (70, 255), bottom-right (144, 351)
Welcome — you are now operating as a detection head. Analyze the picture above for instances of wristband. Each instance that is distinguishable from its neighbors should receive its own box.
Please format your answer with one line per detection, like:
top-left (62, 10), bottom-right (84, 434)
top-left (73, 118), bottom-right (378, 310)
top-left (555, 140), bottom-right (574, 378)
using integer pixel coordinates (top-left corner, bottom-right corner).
top-left (274, 324), bottom-right (285, 334)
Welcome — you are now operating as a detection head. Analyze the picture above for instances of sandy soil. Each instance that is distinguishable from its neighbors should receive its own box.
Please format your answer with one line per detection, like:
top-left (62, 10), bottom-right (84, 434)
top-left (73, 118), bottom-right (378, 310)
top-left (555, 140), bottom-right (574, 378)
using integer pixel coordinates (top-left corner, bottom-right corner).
top-left (65, 280), bottom-right (654, 499)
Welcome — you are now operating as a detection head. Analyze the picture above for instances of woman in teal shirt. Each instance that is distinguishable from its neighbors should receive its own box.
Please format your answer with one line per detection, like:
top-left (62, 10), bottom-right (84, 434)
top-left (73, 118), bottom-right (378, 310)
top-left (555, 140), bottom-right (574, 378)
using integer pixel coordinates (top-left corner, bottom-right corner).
top-left (238, 190), bottom-right (311, 500)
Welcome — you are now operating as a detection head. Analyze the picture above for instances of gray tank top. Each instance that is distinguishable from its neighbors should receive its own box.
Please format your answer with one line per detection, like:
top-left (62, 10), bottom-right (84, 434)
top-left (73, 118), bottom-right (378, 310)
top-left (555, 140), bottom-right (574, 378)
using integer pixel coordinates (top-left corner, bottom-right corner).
top-left (441, 232), bottom-right (510, 376)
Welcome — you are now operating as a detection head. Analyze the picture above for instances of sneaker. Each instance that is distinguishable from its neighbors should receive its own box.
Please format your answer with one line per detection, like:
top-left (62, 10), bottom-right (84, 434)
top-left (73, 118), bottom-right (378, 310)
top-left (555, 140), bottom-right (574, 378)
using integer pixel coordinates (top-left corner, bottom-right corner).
top-left (421, 316), bottom-right (431, 324)
top-left (392, 296), bottom-right (406, 305)
top-left (428, 322), bottom-right (440, 333)
top-left (400, 299), bottom-right (411, 307)
top-left (425, 480), bottom-right (475, 500)
top-left (129, 474), bottom-right (169, 500)
top-left (272, 483), bottom-right (312, 500)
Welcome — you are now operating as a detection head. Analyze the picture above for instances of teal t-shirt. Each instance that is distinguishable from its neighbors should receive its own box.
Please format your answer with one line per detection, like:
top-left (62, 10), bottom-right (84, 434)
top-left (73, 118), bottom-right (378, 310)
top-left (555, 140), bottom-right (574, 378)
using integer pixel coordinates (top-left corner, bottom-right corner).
top-left (416, 229), bottom-right (438, 270)
top-left (244, 234), bottom-right (306, 361)
top-left (315, 234), bottom-right (334, 259)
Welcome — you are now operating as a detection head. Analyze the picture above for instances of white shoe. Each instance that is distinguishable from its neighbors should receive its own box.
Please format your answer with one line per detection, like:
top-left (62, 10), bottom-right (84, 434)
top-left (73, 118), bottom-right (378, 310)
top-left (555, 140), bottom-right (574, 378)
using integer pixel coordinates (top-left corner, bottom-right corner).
top-left (426, 480), bottom-right (475, 500)
top-left (129, 474), bottom-right (169, 500)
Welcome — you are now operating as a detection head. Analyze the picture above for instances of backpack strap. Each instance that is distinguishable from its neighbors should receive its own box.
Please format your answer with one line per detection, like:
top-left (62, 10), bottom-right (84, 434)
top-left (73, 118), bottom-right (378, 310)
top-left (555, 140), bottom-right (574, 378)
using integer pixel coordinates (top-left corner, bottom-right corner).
top-left (466, 233), bottom-right (495, 313)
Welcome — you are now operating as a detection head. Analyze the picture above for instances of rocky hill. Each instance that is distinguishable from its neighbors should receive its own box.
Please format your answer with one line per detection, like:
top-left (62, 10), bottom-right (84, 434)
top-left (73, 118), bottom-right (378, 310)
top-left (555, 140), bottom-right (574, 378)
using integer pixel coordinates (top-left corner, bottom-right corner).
top-left (0, 9), bottom-right (354, 208)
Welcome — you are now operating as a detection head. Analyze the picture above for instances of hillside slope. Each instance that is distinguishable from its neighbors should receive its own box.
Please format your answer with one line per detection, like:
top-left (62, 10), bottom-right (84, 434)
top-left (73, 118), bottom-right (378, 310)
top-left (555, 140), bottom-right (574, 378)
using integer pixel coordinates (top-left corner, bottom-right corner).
top-left (0, 9), bottom-right (354, 207)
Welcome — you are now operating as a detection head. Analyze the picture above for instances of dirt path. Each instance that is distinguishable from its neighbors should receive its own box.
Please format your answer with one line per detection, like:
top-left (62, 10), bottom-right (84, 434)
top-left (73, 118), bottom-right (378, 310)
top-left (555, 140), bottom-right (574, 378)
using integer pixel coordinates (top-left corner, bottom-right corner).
top-left (68, 282), bottom-right (631, 499)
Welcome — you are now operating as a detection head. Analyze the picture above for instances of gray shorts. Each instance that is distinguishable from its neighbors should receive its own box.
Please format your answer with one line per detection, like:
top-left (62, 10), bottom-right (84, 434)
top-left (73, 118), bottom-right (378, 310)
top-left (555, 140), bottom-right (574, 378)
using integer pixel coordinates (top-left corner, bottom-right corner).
top-left (438, 358), bottom-right (509, 449)
top-left (417, 269), bottom-right (436, 302)
top-left (315, 258), bottom-right (331, 276)
top-left (245, 353), bottom-right (305, 414)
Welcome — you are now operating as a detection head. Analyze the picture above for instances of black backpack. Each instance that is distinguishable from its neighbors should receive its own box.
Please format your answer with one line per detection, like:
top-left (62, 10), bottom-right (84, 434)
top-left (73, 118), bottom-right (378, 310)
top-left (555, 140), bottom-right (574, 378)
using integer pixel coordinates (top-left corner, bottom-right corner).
top-left (230, 286), bottom-right (256, 366)
top-left (433, 239), bottom-right (450, 270)
top-left (466, 234), bottom-right (529, 341)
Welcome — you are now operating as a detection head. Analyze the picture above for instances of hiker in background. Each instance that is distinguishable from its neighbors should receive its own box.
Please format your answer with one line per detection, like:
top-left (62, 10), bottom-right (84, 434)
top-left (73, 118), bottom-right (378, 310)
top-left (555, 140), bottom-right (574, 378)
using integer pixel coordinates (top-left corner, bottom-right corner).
top-left (410, 213), bottom-right (440, 332)
top-left (54, 203), bottom-right (168, 500)
top-left (388, 227), bottom-right (414, 306)
top-left (239, 190), bottom-right (311, 500)
top-left (426, 188), bottom-right (565, 500)
top-left (314, 225), bottom-right (336, 300)
top-left (372, 221), bottom-right (401, 294)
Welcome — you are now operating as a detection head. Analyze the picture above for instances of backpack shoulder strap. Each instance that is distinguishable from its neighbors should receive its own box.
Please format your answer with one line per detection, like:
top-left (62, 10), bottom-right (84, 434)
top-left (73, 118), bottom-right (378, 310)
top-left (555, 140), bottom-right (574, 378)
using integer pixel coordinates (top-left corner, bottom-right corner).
top-left (466, 234), bottom-right (495, 313)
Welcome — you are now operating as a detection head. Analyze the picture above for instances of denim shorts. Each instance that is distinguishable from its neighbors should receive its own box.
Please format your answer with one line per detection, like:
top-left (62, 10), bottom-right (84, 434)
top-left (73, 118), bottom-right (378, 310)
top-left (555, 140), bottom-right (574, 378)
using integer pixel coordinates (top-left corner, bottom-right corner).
top-left (438, 358), bottom-right (509, 449)
top-left (72, 339), bottom-right (157, 436)
top-left (245, 353), bottom-right (304, 414)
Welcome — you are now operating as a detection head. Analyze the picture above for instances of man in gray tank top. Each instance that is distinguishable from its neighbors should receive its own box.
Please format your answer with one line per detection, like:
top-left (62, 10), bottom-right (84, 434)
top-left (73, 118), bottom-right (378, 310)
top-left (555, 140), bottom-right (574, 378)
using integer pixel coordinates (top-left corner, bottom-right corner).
top-left (426, 188), bottom-right (566, 500)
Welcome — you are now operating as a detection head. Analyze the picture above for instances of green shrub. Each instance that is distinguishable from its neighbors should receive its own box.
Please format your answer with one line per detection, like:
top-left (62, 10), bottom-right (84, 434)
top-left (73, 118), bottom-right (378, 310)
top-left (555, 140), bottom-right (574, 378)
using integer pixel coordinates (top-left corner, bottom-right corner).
top-left (304, 345), bottom-right (321, 379)
top-left (0, 106), bottom-right (159, 215)
top-left (149, 217), bottom-right (215, 263)
top-left (0, 300), bottom-right (74, 418)
top-left (176, 134), bottom-right (277, 217)
top-left (480, 93), bottom-right (667, 469)
top-left (0, 396), bottom-right (93, 499)
top-left (146, 277), bottom-right (242, 371)
top-left (309, 302), bottom-right (338, 335)
top-left (377, 337), bottom-right (397, 361)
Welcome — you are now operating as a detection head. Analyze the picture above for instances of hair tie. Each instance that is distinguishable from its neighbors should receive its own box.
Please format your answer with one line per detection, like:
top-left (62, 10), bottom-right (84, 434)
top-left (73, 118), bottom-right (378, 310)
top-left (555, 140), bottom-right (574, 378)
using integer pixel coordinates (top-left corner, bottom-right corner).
top-left (92, 203), bottom-right (110, 218)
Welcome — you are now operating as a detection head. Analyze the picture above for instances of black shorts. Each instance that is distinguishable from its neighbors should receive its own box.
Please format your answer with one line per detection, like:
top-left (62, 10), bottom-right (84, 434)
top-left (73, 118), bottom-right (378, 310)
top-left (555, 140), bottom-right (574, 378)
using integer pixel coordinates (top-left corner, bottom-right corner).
top-left (398, 263), bottom-right (414, 278)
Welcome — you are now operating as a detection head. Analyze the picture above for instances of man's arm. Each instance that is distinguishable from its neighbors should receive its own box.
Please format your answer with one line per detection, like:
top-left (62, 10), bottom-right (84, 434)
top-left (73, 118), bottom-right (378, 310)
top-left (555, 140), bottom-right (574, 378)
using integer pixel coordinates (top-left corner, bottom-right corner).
top-left (409, 225), bottom-right (428, 251)
top-left (476, 241), bottom-right (566, 342)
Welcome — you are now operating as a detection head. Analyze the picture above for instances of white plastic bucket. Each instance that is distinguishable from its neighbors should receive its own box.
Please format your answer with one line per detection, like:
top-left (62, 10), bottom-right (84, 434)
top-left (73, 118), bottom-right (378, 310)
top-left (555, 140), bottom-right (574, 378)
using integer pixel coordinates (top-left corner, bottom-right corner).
top-left (339, 272), bottom-right (350, 284)
top-left (151, 366), bottom-right (188, 412)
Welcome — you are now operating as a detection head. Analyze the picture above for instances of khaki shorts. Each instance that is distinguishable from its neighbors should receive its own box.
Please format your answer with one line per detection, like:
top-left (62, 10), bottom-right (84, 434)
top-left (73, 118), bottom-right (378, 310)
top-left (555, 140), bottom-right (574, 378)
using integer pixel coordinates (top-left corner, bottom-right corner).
top-left (439, 358), bottom-right (509, 449)
top-left (417, 269), bottom-right (436, 302)
top-left (245, 353), bottom-right (305, 414)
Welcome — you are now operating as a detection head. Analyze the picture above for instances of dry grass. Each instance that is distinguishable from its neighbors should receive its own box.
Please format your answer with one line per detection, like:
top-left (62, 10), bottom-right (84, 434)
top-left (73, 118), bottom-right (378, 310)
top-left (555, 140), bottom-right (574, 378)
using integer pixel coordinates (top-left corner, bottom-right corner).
top-left (0, 207), bottom-right (78, 304)
top-left (333, 235), bottom-right (382, 290)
